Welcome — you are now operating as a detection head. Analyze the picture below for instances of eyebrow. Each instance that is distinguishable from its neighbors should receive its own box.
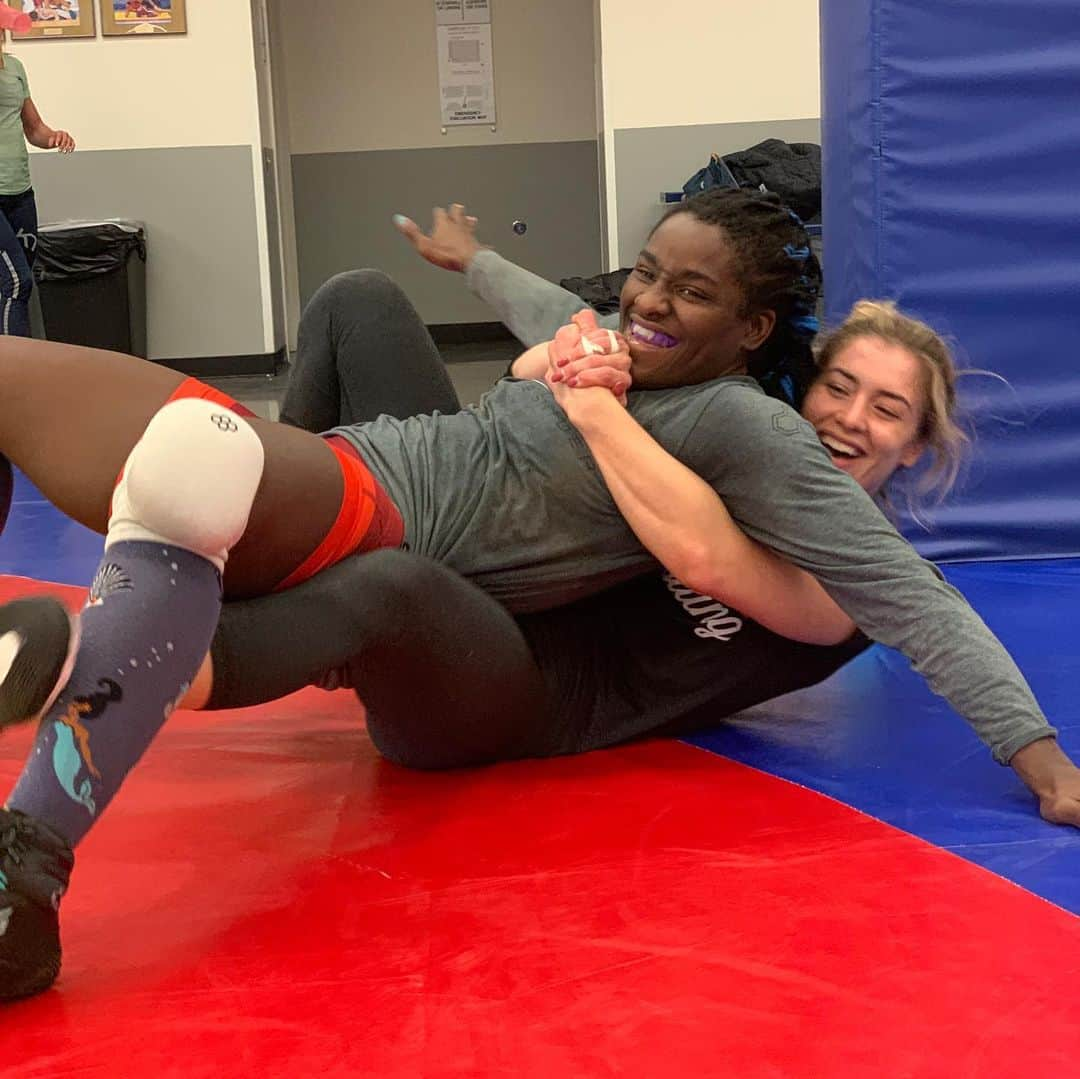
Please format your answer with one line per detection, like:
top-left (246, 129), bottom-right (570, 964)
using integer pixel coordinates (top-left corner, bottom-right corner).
top-left (829, 366), bottom-right (914, 410)
top-left (638, 248), bottom-right (720, 289)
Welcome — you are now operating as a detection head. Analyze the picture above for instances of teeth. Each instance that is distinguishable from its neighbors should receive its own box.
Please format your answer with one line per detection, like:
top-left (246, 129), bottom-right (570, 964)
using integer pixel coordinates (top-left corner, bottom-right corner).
top-left (630, 321), bottom-right (678, 348)
top-left (821, 436), bottom-right (861, 458)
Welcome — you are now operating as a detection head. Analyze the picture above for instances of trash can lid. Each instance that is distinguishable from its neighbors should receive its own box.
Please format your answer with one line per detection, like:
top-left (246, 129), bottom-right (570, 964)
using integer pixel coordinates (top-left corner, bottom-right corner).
top-left (35, 220), bottom-right (148, 282)
top-left (39, 220), bottom-right (145, 235)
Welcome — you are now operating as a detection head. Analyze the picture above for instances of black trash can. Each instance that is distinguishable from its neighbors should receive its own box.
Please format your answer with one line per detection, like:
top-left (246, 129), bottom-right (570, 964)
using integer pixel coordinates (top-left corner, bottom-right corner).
top-left (34, 220), bottom-right (147, 357)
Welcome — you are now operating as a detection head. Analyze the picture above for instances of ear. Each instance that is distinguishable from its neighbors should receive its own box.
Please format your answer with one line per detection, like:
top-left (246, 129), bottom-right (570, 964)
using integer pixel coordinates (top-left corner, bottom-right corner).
top-left (900, 438), bottom-right (926, 469)
top-left (744, 309), bottom-right (777, 351)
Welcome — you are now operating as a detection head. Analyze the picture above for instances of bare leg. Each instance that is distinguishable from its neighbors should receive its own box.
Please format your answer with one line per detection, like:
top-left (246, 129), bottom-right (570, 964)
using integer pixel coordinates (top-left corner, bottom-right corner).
top-left (0, 337), bottom-right (347, 599)
top-left (0, 337), bottom-right (185, 532)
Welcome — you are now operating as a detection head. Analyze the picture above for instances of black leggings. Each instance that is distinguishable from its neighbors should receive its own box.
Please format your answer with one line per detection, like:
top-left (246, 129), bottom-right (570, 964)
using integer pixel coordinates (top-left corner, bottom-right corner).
top-left (209, 271), bottom-right (555, 768)
top-left (279, 269), bottom-right (461, 429)
top-left (0, 187), bottom-right (38, 338)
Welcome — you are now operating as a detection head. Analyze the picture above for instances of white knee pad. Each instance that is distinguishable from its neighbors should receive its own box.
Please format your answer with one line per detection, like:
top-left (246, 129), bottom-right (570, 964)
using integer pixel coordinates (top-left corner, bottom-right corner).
top-left (107, 398), bottom-right (266, 572)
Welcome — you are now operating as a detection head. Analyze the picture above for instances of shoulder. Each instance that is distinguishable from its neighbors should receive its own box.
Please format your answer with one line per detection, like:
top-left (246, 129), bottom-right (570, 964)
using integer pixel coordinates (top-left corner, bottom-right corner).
top-left (5, 56), bottom-right (28, 88)
top-left (636, 376), bottom-right (810, 440)
top-left (629, 375), bottom-right (757, 413)
top-left (656, 377), bottom-right (833, 482)
top-left (704, 378), bottom-right (814, 443)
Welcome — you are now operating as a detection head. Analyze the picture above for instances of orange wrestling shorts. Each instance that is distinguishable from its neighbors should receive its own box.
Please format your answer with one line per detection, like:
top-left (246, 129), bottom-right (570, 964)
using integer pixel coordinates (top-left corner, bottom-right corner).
top-left (159, 378), bottom-right (404, 590)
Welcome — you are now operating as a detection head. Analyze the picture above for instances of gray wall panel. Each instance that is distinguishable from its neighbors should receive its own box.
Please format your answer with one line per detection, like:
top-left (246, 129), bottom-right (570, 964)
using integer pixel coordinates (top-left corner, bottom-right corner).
top-left (291, 140), bottom-right (602, 325)
top-left (29, 146), bottom-right (265, 361)
top-left (613, 119), bottom-right (821, 266)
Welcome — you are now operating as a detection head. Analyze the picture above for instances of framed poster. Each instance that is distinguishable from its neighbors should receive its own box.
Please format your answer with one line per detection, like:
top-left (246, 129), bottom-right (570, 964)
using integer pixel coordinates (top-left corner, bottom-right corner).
top-left (99, 0), bottom-right (185, 36)
top-left (10, 1), bottom-right (96, 39)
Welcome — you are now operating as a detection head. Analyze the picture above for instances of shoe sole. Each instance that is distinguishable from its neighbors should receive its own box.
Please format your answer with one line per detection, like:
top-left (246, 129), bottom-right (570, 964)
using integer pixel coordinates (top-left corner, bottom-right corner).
top-left (0, 598), bottom-right (80, 731)
top-left (0, 952), bottom-right (60, 1002)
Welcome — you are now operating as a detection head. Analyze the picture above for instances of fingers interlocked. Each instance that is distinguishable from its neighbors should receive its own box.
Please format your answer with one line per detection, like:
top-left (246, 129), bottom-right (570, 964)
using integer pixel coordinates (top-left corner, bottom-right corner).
top-left (546, 311), bottom-right (632, 403)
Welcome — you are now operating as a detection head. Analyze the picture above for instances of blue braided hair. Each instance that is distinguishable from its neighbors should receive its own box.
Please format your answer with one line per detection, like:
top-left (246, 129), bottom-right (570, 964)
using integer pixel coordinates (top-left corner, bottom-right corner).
top-left (655, 189), bottom-right (823, 407)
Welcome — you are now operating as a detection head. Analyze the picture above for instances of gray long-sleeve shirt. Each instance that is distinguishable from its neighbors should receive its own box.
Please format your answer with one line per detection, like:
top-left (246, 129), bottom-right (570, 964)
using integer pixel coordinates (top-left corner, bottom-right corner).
top-left (465, 248), bottom-right (616, 345)
top-left (331, 250), bottom-right (1055, 764)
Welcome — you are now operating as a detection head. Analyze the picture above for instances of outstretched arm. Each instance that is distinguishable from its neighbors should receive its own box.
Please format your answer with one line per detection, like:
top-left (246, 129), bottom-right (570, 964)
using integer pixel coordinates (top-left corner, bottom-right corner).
top-left (392, 203), bottom-right (617, 357)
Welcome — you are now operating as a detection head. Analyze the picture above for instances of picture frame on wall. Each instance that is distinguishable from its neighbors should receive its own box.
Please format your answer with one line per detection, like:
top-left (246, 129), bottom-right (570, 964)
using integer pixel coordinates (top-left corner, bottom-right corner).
top-left (99, 0), bottom-right (186, 36)
top-left (10, 0), bottom-right (96, 40)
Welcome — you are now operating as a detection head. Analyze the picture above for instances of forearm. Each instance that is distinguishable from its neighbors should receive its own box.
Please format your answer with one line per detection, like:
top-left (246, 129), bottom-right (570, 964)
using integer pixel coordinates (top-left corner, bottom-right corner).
top-left (25, 124), bottom-right (55, 150)
top-left (466, 249), bottom-right (617, 348)
top-left (565, 390), bottom-right (856, 645)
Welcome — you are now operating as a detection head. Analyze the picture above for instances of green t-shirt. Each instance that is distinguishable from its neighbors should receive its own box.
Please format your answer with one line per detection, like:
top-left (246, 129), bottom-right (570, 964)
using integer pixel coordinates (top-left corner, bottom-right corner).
top-left (0, 52), bottom-right (30, 195)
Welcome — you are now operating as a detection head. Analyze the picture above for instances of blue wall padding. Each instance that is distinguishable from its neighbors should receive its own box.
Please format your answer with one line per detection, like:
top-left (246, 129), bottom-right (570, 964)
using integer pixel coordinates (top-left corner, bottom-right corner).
top-left (820, 0), bottom-right (1080, 560)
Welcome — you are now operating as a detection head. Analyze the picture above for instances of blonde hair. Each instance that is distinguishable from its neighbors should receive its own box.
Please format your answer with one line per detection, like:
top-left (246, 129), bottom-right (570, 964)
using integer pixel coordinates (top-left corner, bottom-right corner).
top-left (814, 300), bottom-right (968, 514)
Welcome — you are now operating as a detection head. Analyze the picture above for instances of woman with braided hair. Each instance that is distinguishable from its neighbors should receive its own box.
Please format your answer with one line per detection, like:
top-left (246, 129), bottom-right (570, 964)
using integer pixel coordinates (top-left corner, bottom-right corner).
top-left (1, 188), bottom-right (1077, 1002)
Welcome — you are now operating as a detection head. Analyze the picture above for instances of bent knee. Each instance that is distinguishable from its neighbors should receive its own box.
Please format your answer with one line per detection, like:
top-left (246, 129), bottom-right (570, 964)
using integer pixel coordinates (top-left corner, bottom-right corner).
top-left (109, 398), bottom-right (265, 567)
top-left (308, 269), bottom-right (411, 320)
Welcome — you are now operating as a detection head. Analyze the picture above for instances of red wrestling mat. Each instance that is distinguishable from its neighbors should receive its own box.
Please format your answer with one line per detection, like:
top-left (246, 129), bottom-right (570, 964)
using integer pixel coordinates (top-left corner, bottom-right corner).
top-left (2, 579), bottom-right (1078, 1077)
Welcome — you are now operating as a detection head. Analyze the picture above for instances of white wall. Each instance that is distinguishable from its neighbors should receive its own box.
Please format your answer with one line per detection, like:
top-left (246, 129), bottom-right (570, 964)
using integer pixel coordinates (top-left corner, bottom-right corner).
top-left (596, 0), bottom-right (820, 131)
top-left (11, 0), bottom-right (262, 152)
top-left (277, 0), bottom-right (597, 154)
top-left (595, 0), bottom-right (821, 267)
top-left (9, 0), bottom-right (282, 357)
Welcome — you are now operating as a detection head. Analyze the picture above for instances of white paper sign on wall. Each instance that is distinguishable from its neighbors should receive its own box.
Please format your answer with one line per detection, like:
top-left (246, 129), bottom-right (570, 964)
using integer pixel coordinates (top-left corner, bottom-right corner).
top-left (435, 0), bottom-right (495, 128)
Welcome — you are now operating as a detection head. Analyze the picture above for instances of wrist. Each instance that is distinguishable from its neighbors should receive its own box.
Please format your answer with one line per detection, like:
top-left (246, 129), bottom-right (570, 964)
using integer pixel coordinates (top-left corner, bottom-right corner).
top-left (561, 386), bottom-right (622, 432)
top-left (1009, 736), bottom-right (1072, 795)
top-left (460, 244), bottom-right (490, 275)
top-left (510, 341), bottom-right (548, 379)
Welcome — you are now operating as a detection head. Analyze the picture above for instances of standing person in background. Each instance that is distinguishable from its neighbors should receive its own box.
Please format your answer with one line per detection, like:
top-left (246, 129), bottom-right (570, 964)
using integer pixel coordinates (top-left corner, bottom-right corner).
top-left (0, 10), bottom-right (74, 336)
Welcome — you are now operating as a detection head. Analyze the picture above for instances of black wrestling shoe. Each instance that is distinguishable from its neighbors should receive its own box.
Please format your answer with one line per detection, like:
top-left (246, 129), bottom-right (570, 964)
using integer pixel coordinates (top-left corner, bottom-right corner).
top-left (0, 597), bottom-right (79, 731)
top-left (0, 808), bottom-right (74, 1001)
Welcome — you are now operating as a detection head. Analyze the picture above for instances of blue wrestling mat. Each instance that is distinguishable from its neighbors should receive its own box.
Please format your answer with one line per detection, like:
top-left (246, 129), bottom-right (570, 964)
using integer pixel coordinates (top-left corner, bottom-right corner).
top-left (693, 558), bottom-right (1080, 915)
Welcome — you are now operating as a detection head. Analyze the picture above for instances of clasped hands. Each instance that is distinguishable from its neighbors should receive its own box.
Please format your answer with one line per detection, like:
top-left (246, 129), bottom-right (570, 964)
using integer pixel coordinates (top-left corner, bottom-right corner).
top-left (545, 310), bottom-right (633, 407)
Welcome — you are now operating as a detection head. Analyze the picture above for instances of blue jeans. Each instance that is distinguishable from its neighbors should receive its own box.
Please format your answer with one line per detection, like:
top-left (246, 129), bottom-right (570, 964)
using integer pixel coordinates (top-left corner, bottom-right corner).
top-left (0, 187), bottom-right (38, 337)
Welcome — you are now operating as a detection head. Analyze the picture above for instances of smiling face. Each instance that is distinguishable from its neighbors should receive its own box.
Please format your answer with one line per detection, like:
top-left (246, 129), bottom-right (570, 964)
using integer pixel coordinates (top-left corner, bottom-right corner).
top-left (802, 335), bottom-right (928, 496)
top-left (618, 213), bottom-right (775, 389)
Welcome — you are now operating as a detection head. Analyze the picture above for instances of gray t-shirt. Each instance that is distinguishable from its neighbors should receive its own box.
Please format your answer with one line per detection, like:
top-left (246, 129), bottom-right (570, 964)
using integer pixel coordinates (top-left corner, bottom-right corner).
top-left (332, 370), bottom-right (1054, 765)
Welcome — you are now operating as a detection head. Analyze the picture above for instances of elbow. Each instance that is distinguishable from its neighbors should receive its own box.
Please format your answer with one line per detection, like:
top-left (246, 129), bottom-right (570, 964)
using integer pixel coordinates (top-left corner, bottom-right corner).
top-left (799, 619), bottom-right (859, 648)
top-left (668, 541), bottom-right (725, 597)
